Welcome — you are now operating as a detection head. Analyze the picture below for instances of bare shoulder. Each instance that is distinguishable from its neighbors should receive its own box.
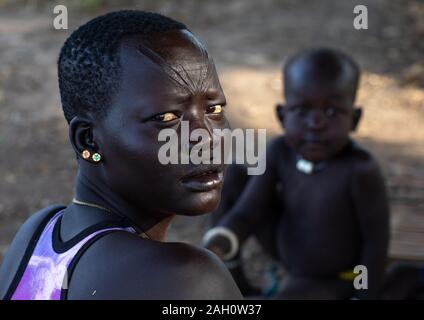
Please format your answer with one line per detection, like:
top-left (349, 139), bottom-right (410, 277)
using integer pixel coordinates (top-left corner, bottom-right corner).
top-left (267, 135), bottom-right (292, 166)
top-left (158, 241), bottom-right (243, 299)
top-left (348, 142), bottom-right (389, 206)
top-left (349, 142), bottom-right (383, 177)
top-left (269, 135), bottom-right (287, 153)
top-left (67, 231), bottom-right (242, 300)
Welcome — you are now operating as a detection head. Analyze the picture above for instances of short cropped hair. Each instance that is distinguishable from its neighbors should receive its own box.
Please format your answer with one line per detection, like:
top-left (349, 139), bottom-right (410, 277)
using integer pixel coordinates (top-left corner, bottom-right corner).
top-left (284, 48), bottom-right (360, 101)
top-left (58, 10), bottom-right (186, 123)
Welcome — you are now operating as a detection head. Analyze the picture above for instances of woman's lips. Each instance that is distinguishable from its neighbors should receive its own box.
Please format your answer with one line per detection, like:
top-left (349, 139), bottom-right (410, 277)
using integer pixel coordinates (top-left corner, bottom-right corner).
top-left (180, 170), bottom-right (224, 192)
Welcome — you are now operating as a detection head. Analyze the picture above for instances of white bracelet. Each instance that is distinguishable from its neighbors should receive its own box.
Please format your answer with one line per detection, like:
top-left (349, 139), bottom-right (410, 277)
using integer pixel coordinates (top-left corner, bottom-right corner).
top-left (203, 226), bottom-right (239, 260)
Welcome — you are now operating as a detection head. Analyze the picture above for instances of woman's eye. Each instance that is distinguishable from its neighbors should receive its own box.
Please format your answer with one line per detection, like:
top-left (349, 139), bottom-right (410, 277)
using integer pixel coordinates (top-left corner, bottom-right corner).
top-left (154, 112), bottom-right (179, 122)
top-left (207, 104), bottom-right (223, 114)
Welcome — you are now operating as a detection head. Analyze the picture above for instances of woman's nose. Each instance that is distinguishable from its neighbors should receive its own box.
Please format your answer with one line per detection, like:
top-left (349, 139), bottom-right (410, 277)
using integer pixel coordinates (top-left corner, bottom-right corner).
top-left (180, 111), bottom-right (215, 160)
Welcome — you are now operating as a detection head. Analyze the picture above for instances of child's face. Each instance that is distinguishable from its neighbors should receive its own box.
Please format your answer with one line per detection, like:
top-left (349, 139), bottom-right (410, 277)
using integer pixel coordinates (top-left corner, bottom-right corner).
top-left (94, 30), bottom-right (229, 217)
top-left (280, 72), bottom-right (360, 162)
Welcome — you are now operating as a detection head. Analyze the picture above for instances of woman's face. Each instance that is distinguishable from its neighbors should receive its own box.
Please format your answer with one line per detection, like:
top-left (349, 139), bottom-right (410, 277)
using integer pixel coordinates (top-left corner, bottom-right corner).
top-left (94, 30), bottom-right (229, 218)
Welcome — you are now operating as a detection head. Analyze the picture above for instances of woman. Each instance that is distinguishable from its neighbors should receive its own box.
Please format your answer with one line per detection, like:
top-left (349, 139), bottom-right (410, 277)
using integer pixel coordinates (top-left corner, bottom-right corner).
top-left (0, 10), bottom-right (242, 300)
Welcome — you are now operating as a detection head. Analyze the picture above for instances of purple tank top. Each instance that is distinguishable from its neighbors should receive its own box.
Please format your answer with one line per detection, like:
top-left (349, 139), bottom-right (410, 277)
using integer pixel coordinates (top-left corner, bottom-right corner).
top-left (11, 209), bottom-right (135, 300)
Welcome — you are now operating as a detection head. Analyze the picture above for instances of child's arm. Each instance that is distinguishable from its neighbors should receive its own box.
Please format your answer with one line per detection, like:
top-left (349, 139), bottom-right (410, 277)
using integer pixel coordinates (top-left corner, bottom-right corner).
top-left (351, 157), bottom-right (390, 299)
top-left (209, 164), bottom-right (250, 226)
top-left (204, 138), bottom-right (281, 258)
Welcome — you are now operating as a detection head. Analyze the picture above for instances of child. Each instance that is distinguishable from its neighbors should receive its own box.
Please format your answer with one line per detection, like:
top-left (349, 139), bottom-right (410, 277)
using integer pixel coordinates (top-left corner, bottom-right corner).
top-left (204, 48), bottom-right (390, 299)
top-left (0, 10), bottom-right (242, 300)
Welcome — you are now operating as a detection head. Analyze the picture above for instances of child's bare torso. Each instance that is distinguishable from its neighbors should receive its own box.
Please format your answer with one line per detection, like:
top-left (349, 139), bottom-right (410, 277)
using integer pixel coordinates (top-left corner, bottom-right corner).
top-left (211, 135), bottom-right (389, 298)
top-left (274, 137), bottom-right (363, 276)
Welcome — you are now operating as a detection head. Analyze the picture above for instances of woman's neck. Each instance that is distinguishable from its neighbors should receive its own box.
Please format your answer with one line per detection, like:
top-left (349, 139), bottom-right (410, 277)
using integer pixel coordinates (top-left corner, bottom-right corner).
top-left (74, 167), bottom-right (174, 242)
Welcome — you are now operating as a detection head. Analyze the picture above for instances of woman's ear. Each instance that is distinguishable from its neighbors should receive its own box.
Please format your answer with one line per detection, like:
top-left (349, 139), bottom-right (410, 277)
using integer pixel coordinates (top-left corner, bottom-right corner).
top-left (69, 116), bottom-right (97, 159)
top-left (351, 107), bottom-right (362, 131)
top-left (276, 103), bottom-right (286, 128)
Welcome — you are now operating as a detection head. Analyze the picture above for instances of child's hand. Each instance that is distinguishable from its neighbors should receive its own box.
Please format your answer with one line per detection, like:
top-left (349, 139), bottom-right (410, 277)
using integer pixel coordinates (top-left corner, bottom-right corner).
top-left (207, 245), bottom-right (226, 260)
top-left (204, 234), bottom-right (232, 260)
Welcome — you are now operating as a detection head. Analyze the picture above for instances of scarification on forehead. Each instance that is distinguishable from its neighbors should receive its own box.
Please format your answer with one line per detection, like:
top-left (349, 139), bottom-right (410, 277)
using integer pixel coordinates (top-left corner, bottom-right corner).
top-left (134, 42), bottom-right (214, 94)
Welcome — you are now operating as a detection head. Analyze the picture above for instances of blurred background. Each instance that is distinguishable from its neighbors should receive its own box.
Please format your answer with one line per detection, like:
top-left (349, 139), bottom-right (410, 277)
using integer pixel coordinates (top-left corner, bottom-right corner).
top-left (0, 0), bottom-right (423, 288)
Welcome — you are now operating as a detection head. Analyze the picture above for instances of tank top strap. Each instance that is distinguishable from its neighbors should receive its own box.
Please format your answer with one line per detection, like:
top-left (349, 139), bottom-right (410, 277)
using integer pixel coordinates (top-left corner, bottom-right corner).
top-left (11, 209), bottom-right (135, 300)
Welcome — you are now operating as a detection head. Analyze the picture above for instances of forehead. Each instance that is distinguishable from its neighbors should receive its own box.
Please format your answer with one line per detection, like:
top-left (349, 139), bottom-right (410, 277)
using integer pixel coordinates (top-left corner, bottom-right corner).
top-left (285, 59), bottom-right (356, 101)
top-left (117, 30), bottom-right (221, 96)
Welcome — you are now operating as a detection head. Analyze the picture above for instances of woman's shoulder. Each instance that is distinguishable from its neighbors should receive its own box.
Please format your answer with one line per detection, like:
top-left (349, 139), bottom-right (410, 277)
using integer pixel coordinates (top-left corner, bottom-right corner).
top-left (67, 231), bottom-right (242, 299)
top-left (0, 204), bottom-right (66, 299)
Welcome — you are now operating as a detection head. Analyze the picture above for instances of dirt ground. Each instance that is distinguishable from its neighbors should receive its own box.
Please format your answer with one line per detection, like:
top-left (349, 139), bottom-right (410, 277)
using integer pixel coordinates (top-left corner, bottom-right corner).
top-left (0, 0), bottom-right (423, 289)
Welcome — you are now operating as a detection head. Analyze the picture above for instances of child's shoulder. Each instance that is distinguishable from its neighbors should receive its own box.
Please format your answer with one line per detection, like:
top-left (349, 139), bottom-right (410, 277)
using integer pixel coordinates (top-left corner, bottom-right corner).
top-left (268, 135), bottom-right (293, 156)
top-left (269, 134), bottom-right (289, 148)
top-left (264, 135), bottom-right (294, 170)
top-left (346, 140), bottom-right (384, 178)
top-left (347, 140), bottom-right (378, 164)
